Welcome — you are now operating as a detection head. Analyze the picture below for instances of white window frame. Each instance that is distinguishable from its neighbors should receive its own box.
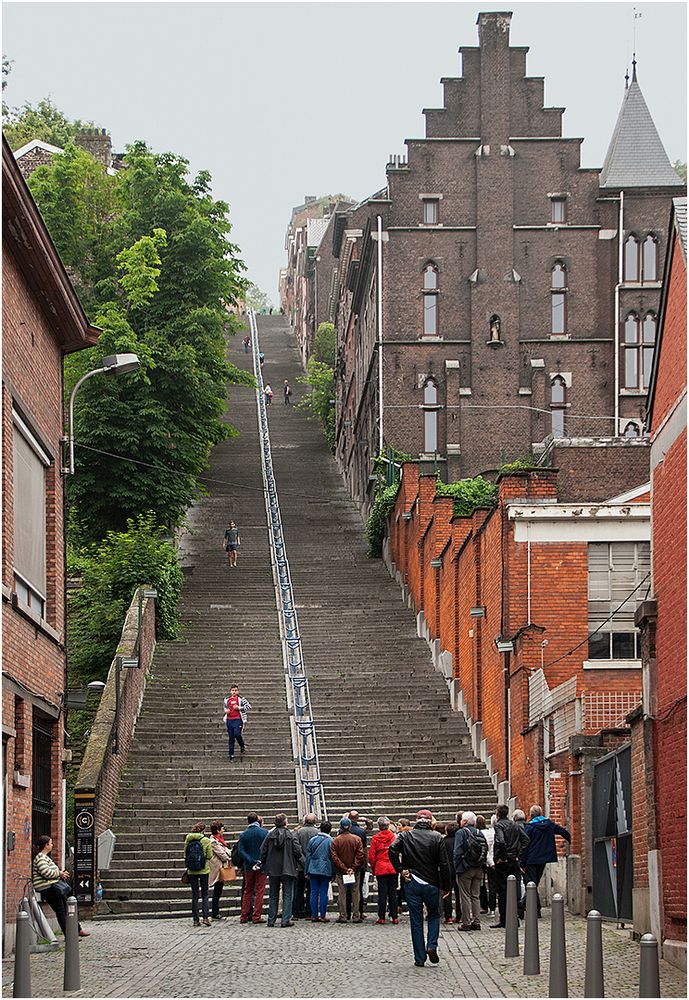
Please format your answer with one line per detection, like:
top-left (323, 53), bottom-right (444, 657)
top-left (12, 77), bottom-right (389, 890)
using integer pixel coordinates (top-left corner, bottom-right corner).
top-left (12, 410), bottom-right (50, 620)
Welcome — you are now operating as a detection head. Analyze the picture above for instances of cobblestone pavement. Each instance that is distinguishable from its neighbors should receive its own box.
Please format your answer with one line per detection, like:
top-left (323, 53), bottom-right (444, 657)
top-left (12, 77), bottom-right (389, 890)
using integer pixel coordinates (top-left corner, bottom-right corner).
top-left (3, 911), bottom-right (686, 998)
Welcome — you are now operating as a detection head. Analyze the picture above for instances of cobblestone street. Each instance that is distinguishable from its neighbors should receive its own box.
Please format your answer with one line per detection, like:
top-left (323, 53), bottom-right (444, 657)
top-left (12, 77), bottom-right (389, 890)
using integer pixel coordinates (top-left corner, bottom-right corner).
top-left (3, 911), bottom-right (686, 998)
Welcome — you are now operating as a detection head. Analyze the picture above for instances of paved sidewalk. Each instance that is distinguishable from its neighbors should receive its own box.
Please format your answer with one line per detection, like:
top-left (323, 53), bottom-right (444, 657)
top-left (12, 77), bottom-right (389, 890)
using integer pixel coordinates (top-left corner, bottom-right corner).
top-left (3, 912), bottom-right (686, 998)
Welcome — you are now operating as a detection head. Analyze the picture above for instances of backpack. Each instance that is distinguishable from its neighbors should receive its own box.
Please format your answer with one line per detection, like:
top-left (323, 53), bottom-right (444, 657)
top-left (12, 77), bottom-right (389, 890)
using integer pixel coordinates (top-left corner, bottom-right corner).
top-left (464, 829), bottom-right (488, 868)
top-left (231, 842), bottom-right (243, 870)
top-left (185, 838), bottom-right (206, 871)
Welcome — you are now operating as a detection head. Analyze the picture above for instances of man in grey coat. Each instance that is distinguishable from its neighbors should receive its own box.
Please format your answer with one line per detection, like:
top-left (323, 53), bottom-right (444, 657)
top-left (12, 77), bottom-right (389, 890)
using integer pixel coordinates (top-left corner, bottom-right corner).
top-left (258, 813), bottom-right (304, 927)
top-left (294, 814), bottom-right (319, 918)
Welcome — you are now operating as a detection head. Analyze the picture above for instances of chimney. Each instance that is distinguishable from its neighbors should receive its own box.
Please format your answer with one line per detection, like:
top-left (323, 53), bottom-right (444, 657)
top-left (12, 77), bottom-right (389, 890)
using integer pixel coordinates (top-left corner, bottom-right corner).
top-left (476, 10), bottom-right (512, 47)
top-left (304, 195), bottom-right (316, 204)
top-left (75, 127), bottom-right (112, 169)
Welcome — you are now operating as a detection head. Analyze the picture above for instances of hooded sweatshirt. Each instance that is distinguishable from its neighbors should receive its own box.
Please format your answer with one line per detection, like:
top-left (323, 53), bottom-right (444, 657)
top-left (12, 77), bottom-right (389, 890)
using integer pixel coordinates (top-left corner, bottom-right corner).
top-left (368, 829), bottom-right (398, 876)
top-left (259, 825), bottom-right (303, 877)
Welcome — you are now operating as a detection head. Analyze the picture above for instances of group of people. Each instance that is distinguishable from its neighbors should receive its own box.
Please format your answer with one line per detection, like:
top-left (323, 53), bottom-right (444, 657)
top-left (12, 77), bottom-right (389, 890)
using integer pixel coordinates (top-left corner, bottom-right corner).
top-left (184, 804), bottom-right (569, 967)
top-left (263, 380), bottom-right (292, 406)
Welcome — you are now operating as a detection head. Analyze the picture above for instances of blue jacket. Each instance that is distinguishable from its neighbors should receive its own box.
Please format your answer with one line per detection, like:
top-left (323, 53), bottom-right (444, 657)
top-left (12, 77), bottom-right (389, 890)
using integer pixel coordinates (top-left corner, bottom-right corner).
top-left (305, 833), bottom-right (335, 877)
top-left (238, 823), bottom-right (268, 867)
top-left (522, 816), bottom-right (570, 865)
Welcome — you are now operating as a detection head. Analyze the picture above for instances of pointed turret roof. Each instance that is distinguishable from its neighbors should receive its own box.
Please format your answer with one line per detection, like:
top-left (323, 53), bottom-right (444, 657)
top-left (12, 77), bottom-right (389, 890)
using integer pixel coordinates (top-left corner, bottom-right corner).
top-left (600, 72), bottom-right (683, 189)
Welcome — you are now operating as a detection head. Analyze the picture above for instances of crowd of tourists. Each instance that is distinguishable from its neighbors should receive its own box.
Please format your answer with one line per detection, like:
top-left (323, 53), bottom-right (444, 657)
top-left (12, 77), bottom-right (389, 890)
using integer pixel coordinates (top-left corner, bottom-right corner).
top-left (183, 805), bottom-right (570, 967)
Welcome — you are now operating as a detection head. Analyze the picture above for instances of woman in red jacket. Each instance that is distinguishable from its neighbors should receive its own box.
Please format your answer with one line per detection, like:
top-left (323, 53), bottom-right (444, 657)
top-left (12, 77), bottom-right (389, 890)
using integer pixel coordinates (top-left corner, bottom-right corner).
top-left (368, 816), bottom-right (399, 924)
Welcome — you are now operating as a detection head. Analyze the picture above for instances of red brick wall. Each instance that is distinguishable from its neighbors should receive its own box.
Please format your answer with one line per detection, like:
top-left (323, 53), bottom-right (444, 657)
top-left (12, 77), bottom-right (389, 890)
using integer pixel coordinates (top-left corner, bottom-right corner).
top-left (2, 242), bottom-right (67, 930)
top-left (651, 234), bottom-right (686, 430)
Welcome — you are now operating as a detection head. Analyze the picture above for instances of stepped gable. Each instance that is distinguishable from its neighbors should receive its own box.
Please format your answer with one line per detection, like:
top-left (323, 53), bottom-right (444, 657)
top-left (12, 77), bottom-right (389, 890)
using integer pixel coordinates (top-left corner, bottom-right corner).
top-left (600, 68), bottom-right (684, 190)
top-left (423, 11), bottom-right (566, 141)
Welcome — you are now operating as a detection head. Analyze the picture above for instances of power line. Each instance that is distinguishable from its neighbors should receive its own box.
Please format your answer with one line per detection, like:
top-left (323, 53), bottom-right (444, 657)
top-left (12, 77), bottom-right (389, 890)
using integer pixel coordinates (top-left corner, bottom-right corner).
top-left (541, 572), bottom-right (651, 670)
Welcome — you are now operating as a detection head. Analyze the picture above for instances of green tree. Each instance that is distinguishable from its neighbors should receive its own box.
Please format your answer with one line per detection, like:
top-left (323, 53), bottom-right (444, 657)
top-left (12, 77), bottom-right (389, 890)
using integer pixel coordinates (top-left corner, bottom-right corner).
top-left (297, 357), bottom-right (335, 451)
top-left (245, 282), bottom-right (272, 311)
top-left (312, 322), bottom-right (336, 366)
top-left (673, 160), bottom-right (687, 183)
top-left (3, 97), bottom-right (97, 150)
top-left (67, 514), bottom-right (184, 684)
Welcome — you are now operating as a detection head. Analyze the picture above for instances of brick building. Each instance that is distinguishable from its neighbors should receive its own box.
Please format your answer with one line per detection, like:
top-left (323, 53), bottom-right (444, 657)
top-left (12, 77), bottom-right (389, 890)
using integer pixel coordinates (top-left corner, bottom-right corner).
top-left (2, 136), bottom-right (99, 950)
top-left (634, 198), bottom-right (687, 970)
top-left (308, 11), bottom-right (684, 513)
top-left (13, 128), bottom-right (119, 179)
top-left (384, 463), bottom-right (651, 907)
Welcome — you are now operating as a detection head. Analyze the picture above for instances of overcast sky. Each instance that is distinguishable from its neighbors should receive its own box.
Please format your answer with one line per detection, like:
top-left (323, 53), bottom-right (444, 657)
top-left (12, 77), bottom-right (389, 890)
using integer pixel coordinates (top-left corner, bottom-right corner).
top-left (3, 1), bottom-right (687, 301)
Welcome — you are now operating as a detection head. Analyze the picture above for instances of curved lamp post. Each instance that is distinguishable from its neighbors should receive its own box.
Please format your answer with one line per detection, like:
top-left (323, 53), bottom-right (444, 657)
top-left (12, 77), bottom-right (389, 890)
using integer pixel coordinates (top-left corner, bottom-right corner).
top-left (64, 353), bottom-right (140, 474)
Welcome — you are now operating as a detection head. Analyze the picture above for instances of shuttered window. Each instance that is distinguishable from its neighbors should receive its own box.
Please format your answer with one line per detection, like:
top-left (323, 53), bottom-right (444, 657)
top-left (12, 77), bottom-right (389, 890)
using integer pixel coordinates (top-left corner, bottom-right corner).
top-left (588, 542), bottom-right (650, 660)
top-left (12, 416), bottom-right (49, 618)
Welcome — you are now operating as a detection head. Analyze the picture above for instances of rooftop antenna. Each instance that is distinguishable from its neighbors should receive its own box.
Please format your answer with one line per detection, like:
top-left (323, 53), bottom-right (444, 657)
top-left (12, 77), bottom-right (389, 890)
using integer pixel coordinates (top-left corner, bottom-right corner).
top-left (632, 6), bottom-right (642, 81)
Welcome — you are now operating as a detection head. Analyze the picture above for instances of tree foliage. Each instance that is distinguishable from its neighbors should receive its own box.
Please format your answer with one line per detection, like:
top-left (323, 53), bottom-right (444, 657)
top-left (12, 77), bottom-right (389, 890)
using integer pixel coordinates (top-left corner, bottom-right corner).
top-left (312, 322), bottom-right (336, 366)
top-left (435, 475), bottom-right (498, 517)
top-left (245, 282), bottom-right (272, 311)
top-left (67, 514), bottom-right (183, 684)
top-left (27, 137), bottom-right (252, 542)
top-left (3, 97), bottom-right (98, 150)
top-left (297, 357), bottom-right (335, 451)
top-left (365, 481), bottom-right (400, 558)
top-left (673, 160), bottom-right (687, 183)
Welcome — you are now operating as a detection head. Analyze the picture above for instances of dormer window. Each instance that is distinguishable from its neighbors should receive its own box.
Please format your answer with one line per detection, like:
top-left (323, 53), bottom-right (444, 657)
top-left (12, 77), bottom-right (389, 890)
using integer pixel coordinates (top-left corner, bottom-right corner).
top-left (422, 199), bottom-right (439, 225)
top-left (550, 197), bottom-right (567, 224)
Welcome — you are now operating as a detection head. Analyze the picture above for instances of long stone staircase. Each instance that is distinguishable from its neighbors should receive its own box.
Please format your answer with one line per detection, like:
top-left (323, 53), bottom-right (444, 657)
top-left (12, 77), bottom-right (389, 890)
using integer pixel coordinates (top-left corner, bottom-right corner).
top-left (98, 315), bottom-right (496, 918)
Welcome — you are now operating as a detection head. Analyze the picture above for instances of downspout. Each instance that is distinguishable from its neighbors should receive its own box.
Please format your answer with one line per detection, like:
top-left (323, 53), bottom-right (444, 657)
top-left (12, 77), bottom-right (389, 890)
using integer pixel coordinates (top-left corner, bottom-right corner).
top-left (377, 215), bottom-right (384, 455)
top-left (527, 521), bottom-right (531, 626)
top-left (615, 191), bottom-right (624, 436)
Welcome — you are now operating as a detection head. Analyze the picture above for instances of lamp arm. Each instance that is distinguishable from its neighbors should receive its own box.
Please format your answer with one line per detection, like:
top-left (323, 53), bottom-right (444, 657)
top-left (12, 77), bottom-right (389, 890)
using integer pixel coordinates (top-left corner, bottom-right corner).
top-left (66, 367), bottom-right (106, 475)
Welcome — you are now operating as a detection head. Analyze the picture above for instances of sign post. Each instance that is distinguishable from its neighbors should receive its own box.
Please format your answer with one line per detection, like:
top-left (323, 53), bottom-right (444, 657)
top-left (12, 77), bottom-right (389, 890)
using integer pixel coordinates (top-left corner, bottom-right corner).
top-left (74, 791), bottom-right (96, 905)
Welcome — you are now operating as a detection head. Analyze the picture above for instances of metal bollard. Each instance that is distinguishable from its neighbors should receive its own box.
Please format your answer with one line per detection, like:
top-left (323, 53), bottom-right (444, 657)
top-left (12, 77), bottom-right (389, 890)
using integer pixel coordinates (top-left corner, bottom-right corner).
top-left (13, 910), bottom-right (32, 998)
top-left (584, 909), bottom-right (604, 998)
top-left (63, 896), bottom-right (81, 992)
top-left (504, 874), bottom-right (519, 958)
top-left (523, 881), bottom-right (540, 976)
top-left (639, 933), bottom-right (660, 998)
top-left (548, 893), bottom-right (568, 997)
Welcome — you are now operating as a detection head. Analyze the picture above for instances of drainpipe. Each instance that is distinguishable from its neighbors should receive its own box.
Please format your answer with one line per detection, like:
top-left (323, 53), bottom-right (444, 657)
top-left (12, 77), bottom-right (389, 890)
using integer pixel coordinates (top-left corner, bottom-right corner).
top-left (377, 215), bottom-right (384, 455)
top-left (614, 192), bottom-right (624, 436)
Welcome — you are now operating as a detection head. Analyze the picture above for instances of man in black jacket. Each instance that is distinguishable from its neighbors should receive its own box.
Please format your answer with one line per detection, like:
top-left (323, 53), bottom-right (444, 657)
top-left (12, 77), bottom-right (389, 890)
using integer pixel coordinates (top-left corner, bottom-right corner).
top-left (388, 809), bottom-right (452, 967)
top-left (491, 804), bottom-right (529, 928)
top-left (258, 813), bottom-right (304, 927)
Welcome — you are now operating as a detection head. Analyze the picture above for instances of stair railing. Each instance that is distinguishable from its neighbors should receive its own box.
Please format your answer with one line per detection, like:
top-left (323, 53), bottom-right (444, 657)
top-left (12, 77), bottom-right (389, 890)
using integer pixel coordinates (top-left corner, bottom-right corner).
top-left (248, 309), bottom-right (327, 821)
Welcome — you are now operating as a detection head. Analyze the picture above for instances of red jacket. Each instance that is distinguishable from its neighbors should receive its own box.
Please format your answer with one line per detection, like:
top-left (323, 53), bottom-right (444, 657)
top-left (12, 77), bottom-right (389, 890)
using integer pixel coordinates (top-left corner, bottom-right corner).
top-left (368, 829), bottom-right (398, 876)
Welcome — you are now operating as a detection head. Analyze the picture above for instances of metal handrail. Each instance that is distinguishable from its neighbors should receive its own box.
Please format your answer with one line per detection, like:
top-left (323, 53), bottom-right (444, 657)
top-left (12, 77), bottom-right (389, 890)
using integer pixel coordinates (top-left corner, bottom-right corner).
top-left (248, 310), bottom-right (327, 821)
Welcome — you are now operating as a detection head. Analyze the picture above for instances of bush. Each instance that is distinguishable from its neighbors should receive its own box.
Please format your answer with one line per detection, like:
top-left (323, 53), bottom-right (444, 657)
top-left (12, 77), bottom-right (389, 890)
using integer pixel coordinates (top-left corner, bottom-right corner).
top-left (435, 475), bottom-right (498, 517)
top-left (365, 480), bottom-right (400, 558)
top-left (68, 514), bottom-right (183, 684)
top-left (297, 357), bottom-right (335, 451)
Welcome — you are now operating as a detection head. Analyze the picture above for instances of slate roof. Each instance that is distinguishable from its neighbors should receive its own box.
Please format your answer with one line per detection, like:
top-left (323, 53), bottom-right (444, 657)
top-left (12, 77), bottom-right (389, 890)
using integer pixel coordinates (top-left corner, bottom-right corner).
top-left (600, 77), bottom-right (684, 189)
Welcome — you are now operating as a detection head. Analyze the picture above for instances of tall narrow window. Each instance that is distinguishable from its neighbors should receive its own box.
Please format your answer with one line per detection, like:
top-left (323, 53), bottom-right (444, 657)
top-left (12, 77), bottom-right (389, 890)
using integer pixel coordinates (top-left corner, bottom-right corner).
top-left (550, 197), bottom-right (567, 223)
top-left (423, 380), bottom-right (439, 453)
top-left (551, 262), bottom-right (567, 334)
top-left (624, 312), bottom-right (656, 389)
top-left (642, 235), bottom-right (658, 282)
top-left (422, 199), bottom-right (439, 225)
top-left (624, 236), bottom-right (640, 282)
top-left (422, 264), bottom-right (439, 337)
top-left (551, 375), bottom-right (566, 438)
top-left (12, 418), bottom-right (48, 618)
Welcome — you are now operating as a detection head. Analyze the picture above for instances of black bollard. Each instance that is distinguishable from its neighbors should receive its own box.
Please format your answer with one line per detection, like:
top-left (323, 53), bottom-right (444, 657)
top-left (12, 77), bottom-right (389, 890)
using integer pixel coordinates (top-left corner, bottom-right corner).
top-left (13, 911), bottom-right (32, 998)
top-left (523, 881), bottom-right (540, 976)
top-left (639, 933), bottom-right (661, 998)
top-left (63, 896), bottom-right (80, 992)
top-left (548, 893), bottom-right (568, 997)
top-left (584, 909), bottom-right (604, 998)
top-left (504, 874), bottom-right (519, 958)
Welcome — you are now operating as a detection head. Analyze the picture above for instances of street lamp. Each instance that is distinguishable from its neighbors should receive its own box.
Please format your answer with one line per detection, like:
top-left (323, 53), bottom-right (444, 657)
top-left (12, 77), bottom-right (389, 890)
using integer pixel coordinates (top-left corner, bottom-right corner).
top-left (63, 353), bottom-right (140, 474)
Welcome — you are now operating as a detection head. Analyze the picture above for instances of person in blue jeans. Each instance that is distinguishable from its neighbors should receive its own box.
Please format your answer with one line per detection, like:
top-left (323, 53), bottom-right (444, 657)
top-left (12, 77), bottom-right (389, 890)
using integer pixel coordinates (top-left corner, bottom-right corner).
top-left (223, 685), bottom-right (251, 760)
top-left (388, 809), bottom-right (452, 967)
top-left (520, 805), bottom-right (571, 917)
top-left (305, 820), bottom-right (335, 921)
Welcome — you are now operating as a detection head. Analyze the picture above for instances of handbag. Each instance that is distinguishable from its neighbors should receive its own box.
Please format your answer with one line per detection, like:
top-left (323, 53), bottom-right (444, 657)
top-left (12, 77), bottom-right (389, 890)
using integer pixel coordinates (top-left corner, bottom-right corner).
top-left (53, 879), bottom-right (72, 899)
top-left (219, 865), bottom-right (237, 883)
top-left (180, 872), bottom-right (189, 885)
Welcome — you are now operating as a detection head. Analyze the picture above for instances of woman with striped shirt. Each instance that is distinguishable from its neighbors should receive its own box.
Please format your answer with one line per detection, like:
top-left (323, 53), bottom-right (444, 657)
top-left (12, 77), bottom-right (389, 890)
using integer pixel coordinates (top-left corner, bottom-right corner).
top-left (32, 836), bottom-right (89, 937)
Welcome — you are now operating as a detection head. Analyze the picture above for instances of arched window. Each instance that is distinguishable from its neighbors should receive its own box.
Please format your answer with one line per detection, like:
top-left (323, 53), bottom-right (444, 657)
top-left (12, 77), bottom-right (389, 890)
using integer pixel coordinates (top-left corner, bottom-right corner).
top-left (422, 264), bottom-right (439, 336)
top-left (624, 236), bottom-right (640, 282)
top-left (623, 421), bottom-right (641, 438)
top-left (423, 379), bottom-right (439, 453)
top-left (551, 262), bottom-right (567, 334)
top-left (550, 375), bottom-right (567, 438)
top-left (624, 312), bottom-right (656, 389)
top-left (642, 235), bottom-right (658, 282)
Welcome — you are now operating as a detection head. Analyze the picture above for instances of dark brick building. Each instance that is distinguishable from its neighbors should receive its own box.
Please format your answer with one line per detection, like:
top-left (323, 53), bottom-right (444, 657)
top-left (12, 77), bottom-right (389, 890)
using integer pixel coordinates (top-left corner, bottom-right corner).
top-left (317, 11), bottom-right (684, 512)
top-left (2, 136), bottom-right (99, 951)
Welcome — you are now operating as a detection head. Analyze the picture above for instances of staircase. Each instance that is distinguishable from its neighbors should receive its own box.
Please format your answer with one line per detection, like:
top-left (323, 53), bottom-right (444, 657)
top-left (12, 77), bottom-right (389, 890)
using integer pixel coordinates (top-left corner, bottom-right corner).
top-left (98, 315), bottom-right (496, 919)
